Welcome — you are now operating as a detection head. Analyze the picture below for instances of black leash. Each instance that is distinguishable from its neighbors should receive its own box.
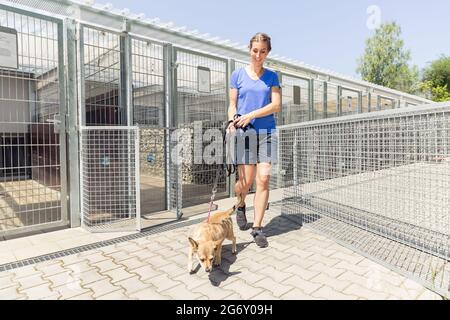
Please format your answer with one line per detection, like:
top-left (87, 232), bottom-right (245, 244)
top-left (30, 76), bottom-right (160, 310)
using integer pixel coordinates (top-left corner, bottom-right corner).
top-left (206, 114), bottom-right (254, 220)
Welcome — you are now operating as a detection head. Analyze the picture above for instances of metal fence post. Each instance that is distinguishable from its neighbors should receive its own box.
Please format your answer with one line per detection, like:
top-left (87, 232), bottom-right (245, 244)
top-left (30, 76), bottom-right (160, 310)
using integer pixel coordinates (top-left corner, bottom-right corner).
top-left (76, 24), bottom-right (86, 126)
top-left (358, 91), bottom-right (363, 114)
top-left (122, 20), bottom-right (132, 126)
top-left (309, 79), bottom-right (314, 121)
top-left (56, 19), bottom-right (69, 228)
top-left (293, 130), bottom-right (298, 187)
top-left (337, 85), bottom-right (342, 116)
top-left (135, 128), bottom-right (141, 231)
top-left (67, 18), bottom-right (81, 228)
top-left (164, 43), bottom-right (182, 216)
top-left (275, 72), bottom-right (284, 189)
top-left (323, 81), bottom-right (328, 119)
top-left (120, 21), bottom-right (134, 223)
top-left (229, 59), bottom-right (236, 198)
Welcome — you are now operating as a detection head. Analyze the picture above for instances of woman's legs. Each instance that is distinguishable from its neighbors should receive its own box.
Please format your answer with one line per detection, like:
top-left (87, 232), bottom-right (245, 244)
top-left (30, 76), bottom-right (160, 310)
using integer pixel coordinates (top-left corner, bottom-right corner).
top-left (235, 164), bottom-right (255, 230)
top-left (253, 162), bottom-right (272, 228)
top-left (235, 164), bottom-right (256, 204)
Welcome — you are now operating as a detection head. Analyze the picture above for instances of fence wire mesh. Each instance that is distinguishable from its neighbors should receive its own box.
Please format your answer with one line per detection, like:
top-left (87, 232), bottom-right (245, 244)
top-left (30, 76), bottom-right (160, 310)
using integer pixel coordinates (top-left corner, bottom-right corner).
top-left (82, 26), bottom-right (123, 126)
top-left (131, 38), bottom-right (164, 127)
top-left (280, 74), bottom-right (310, 125)
top-left (80, 126), bottom-right (139, 232)
top-left (138, 127), bottom-right (181, 218)
top-left (0, 7), bottom-right (64, 235)
top-left (174, 49), bottom-right (228, 210)
top-left (280, 104), bottom-right (450, 297)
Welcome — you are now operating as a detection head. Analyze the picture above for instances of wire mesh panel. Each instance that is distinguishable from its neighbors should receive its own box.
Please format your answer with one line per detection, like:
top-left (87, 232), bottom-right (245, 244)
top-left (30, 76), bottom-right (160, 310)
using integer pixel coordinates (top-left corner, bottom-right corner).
top-left (174, 48), bottom-right (228, 209)
top-left (340, 88), bottom-right (360, 117)
top-left (132, 38), bottom-right (164, 126)
top-left (326, 83), bottom-right (338, 118)
top-left (280, 74), bottom-right (310, 125)
top-left (138, 127), bottom-right (181, 218)
top-left (82, 26), bottom-right (123, 126)
top-left (361, 92), bottom-right (370, 113)
top-left (80, 126), bottom-right (139, 232)
top-left (0, 7), bottom-right (67, 236)
top-left (313, 80), bottom-right (325, 120)
top-left (369, 93), bottom-right (379, 112)
top-left (130, 37), bottom-right (174, 217)
top-left (379, 96), bottom-right (396, 111)
top-left (175, 49), bottom-right (227, 124)
top-left (280, 103), bottom-right (450, 297)
top-left (139, 128), bottom-right (166, 214)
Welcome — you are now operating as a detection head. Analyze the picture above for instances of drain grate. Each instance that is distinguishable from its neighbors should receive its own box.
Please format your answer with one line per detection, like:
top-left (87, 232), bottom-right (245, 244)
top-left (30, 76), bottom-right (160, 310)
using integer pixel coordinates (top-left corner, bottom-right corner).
top-left (0, 201), bottom-right (283, 272)
top-left (0, 217), bottom-right (203, 272)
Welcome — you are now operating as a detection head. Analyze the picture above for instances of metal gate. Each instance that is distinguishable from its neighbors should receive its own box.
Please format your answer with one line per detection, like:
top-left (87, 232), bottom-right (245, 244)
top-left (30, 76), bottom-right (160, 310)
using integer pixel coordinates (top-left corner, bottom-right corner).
top-left (131, 37), bottom-right (181, 219)
top-left (173, 48), bottom-right (229, 211)
top-left (80, 126), bottom-right (140, 231)
top-left (0, 4), bottom-right (68, 238)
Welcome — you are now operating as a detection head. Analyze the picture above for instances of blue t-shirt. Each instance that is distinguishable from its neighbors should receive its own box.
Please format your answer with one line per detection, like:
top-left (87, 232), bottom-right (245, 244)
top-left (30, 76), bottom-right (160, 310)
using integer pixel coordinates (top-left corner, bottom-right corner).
top-left (230, 67), bottom-right (280, 133)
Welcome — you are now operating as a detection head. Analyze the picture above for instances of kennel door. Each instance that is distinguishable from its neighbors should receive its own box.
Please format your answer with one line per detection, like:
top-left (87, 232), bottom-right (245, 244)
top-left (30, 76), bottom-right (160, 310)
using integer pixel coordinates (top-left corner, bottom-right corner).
top-left (80, 126), bottom-right (140, 232)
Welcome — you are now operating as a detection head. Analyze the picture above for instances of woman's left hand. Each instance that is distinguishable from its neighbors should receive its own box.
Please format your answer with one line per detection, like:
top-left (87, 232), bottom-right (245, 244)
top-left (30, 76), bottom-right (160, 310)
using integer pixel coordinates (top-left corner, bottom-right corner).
top-left (234, 112), bottom-right (255, 128)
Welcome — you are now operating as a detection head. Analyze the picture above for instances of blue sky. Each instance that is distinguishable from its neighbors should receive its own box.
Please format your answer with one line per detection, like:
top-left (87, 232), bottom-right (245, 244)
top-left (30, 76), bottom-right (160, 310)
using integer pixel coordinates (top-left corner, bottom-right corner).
top-left (105, 0), bottom-right (450, 79)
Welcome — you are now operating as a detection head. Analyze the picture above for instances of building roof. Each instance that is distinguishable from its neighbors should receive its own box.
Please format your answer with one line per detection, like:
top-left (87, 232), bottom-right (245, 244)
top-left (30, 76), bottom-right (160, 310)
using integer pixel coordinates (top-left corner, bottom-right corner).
top-left (1, 0), bottom-right (432, 103)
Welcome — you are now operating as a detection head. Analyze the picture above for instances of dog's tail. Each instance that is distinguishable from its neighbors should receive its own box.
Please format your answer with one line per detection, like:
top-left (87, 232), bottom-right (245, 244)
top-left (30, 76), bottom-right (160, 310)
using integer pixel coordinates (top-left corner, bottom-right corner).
top-left (235, 193), bottom-right (245, 209)
top-left (215, 194), bottom-right (244, 220)
top-left (227, 193), bottom-right (245, 216)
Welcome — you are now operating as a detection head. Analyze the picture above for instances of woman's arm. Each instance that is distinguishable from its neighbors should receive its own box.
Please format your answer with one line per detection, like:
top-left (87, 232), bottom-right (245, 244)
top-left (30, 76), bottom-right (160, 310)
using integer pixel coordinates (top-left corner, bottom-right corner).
top-left (227, 88), bottom-right (239, 132)
top-left (235, 87), bottom-right (281, 128)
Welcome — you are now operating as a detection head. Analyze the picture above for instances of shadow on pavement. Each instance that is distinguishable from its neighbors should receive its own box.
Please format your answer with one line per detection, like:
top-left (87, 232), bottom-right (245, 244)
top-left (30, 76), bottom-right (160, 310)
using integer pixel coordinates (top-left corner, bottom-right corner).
top-left (198, 241), bottom-right (254, 287)
top-left (189, 212), bottom-right (321, 286)
top-left (261, 212), bottom-right (321, 238)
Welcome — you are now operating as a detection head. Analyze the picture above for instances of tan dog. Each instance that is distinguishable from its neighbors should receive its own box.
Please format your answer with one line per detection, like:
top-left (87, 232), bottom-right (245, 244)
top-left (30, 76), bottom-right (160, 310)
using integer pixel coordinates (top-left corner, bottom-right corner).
top-left (188, 195), bottom-right (245, 273)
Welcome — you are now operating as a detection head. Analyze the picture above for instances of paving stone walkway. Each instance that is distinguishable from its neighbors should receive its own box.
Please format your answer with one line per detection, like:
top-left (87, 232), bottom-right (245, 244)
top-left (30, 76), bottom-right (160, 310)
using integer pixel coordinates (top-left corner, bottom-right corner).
top-left (0, 206), bottom-right (443, 300)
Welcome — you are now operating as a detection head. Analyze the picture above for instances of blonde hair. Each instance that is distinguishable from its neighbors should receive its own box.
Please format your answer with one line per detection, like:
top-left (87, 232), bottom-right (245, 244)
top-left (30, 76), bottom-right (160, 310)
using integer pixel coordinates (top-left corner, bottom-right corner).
top-left (249, 32), bottom-right (272, 52)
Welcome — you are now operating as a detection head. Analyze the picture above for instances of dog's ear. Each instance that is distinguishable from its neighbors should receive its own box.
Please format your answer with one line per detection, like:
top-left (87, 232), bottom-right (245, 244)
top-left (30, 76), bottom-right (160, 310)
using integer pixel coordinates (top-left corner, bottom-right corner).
top-left (188, 237), bottom-right (198, 251)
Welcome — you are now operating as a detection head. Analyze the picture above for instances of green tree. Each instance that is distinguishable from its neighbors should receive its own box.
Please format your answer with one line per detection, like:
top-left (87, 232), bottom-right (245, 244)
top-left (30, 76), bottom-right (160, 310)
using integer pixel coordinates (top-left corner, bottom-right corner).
top-left (419, 81), bottom-right (450, 102)
top-left (357, 22), bottom-right (419, 93)
top-left (420, 55), bottom-right (450, 102)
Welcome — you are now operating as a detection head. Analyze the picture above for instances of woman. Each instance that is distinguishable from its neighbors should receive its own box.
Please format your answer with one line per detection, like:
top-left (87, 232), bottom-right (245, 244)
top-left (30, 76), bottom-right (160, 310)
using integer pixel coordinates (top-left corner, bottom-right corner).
top-left (227, 32), bottom-right (281, 248)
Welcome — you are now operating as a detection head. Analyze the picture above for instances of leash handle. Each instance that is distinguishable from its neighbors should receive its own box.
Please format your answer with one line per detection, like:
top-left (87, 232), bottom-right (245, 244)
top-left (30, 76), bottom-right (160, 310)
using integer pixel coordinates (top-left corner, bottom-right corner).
top-left (233, 113), bottom-right (255, 131)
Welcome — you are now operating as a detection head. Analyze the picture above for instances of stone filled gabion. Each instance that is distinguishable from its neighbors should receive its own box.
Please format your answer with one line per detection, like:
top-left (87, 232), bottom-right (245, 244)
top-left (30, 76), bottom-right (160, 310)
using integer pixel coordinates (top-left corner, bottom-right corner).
top-left (139, 121), bottom-right (228, 185)
top-left (140, 128), bottom-right (165, 178)
top-left (179, 121), bottom-right (227, 185)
